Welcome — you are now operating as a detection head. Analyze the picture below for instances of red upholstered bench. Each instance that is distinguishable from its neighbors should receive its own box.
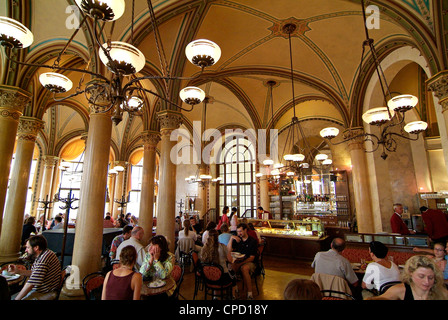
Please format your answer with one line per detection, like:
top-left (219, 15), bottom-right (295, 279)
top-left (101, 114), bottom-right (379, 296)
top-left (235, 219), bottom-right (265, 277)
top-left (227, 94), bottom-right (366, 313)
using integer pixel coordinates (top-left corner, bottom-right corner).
top-left (342, 247), bottom-right (414, 266)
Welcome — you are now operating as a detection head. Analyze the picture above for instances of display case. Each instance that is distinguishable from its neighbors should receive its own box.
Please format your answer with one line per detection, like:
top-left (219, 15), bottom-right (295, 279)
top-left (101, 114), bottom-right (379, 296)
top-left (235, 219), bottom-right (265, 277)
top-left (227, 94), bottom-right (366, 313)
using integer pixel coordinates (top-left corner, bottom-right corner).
top-left (247, 218), bottom-right (326, 239)
top-left (344, 232), bottom-right (430, 247)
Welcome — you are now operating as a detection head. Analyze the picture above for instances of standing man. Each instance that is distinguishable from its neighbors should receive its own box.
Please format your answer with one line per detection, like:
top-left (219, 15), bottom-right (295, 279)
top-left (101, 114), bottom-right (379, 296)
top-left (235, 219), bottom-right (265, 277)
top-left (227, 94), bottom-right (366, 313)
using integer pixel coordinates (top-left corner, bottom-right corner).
top-left (227, 223), bottom-right (258, 300)
top-left (420, 206), bottom-right (448, 244)
top-left (390, 203), bottom-right (415, 235)
top-left (10, 235), bottom-right (61, 300)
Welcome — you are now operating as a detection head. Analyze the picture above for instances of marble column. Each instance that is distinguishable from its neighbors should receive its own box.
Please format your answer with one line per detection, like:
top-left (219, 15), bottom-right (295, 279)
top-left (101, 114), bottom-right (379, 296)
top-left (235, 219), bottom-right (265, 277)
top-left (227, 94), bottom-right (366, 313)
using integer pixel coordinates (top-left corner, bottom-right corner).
top-left (139, 131), bottom-right (160, 244)
top-left (0, 86), bottom-right (30, 230)
top-left (105, 173), bottom-right (116, 215)
top-left (427, 70), bottom-right (448, 172)
top-left (157, 110), bottom-right (182, 252)
top-left (343, 128), bottom-right (375, 233)
top-left (39, 156), bottom-right (59, 219)
top-left (67, 102), bottom-right (113, 296)
top-left (112, 161), bottom-right (127, 219)
top-left (0, 117), bottom-right (44, 262)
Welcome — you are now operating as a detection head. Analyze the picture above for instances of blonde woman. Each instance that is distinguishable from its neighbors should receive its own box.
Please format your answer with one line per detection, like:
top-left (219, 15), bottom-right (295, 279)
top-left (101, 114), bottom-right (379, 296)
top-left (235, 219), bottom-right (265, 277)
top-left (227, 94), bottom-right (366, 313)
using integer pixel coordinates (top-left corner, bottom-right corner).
top-left (368, 255), bottom-right (448, 300)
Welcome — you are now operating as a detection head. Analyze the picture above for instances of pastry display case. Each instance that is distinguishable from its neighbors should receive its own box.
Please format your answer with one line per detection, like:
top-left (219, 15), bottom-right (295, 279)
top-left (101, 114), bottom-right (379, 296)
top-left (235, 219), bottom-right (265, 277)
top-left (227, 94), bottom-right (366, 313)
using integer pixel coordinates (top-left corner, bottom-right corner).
top-left (247, 218), bottom-right (326, 239)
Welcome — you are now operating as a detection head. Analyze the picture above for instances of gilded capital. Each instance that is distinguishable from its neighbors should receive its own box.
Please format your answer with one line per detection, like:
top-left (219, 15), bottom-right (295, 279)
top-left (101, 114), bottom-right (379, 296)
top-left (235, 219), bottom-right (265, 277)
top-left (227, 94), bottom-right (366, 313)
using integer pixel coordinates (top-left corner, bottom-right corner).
top-left (42, 155), bottom-right (59, 168)
top-left (141, 130), bottom-right (161, 147)
top-left (343, 127), bottom-right (366, 152)
top-left (157, 110), bottom-right (182, 132)
top-left (17, 117), bottom-right (45, 141)
top-left (427, 71), bottom-right (448, 100)
top-left (0, 86), bottom-right (31, 120)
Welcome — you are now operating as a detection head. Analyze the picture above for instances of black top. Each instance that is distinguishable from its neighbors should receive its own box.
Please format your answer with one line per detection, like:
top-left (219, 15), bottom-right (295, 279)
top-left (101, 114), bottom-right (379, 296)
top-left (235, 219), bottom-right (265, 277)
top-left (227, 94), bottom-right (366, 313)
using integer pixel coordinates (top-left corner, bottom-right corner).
top-left (232, 235), bottom-right (258, 263)
top-left (21, 224), bottom-right (37, 245)
top-left (403, 283), bottom-right (415, 300)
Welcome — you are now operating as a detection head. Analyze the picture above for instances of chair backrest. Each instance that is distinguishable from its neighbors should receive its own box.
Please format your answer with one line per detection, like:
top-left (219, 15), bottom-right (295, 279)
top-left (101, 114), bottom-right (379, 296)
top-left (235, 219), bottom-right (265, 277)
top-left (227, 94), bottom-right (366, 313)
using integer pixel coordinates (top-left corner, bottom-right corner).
top-left (202, 263), bottom-right (223, 282)
top-left (55, 266), bottom-right (70, 300)
top-left (172, 265), bottom-right (183, 284)
top-left (310, 273), bottom-right (352, 297)
top-left (321, 290), bottom-right (356, 300)
top-left (191, 251), bottom-right (201, 269)
top-left (0, 276), bottom-right (10, 301)
top-left (82, 272), bottom-right (105, 300)
top-left (379, 281), bottom-right (402, 295)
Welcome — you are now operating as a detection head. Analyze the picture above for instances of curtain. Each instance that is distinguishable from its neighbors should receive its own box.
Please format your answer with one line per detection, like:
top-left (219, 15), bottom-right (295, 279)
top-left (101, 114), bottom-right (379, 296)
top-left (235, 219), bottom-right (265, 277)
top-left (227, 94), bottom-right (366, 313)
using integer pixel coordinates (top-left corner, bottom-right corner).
top-left (60, 139), bottom-right (85, 161)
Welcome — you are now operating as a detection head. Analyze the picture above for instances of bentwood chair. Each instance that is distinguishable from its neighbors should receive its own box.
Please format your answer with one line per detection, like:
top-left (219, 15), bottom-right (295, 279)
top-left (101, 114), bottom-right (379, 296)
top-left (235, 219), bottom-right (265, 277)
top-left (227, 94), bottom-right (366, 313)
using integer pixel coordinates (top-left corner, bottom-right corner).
top-left (321, 290), bottom-right (356, 300)
top-left (191, 251), bottom-right (203, 300)
top-left (171, 264), bottom-right (185, 300)
top-left (82, 271), bottom-right (105, 300)
top-left (55, 265), bottom-right (71, 300)
top-left (201, 263), bottom-right (233, 300)
top-left (379, 281), bottom-right (402, 295)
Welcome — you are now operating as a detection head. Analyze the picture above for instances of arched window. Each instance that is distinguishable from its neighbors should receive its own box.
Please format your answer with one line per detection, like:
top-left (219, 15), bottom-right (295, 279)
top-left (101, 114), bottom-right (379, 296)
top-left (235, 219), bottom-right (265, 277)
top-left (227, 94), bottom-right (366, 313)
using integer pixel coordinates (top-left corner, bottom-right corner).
top-left (218, 136), bottom-right (256, 217)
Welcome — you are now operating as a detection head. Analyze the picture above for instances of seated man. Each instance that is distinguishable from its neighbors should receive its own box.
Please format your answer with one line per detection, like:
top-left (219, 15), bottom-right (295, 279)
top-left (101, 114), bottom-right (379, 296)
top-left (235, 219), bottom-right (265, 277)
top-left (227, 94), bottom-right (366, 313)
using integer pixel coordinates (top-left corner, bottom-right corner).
top-left (311, 237), bottom-right (360, 297)
top-left (10, 235), bottom-right (62, 300)
top-left (109, 225), bottom-right (133, 261)
top-left (116, 226), bottom-right (146, 270)
top-left (227, 223), bottom-right (258, 300)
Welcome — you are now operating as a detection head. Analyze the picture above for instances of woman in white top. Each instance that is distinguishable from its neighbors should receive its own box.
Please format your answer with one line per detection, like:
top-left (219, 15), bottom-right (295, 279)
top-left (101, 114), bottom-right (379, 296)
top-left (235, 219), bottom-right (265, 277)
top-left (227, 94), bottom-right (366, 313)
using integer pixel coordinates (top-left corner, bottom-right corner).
top-left (362, 241), bottom-right (401, 297)
top-left (229, 207), bottom-right (238, 235)
top-left (178, 219), bottom-right (197, 242)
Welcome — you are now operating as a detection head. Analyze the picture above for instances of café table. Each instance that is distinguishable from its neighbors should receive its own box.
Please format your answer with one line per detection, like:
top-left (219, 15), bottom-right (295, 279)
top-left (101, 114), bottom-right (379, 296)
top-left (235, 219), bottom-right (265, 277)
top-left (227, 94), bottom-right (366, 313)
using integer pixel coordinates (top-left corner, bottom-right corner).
top-left (141, 277), bottom-right (175, 299)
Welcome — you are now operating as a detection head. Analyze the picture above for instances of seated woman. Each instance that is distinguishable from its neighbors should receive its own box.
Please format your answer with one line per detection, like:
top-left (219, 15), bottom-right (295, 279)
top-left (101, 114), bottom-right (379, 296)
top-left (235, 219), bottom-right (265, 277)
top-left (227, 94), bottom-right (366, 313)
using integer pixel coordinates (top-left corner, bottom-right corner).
top-left (140, 235), bottom-right (176, 297)
top-left (413, 242), bottom-right (447, 272)
top-left (367, 255), bottom-right (448, 300)
top-left (362, 241), bottom-right (401, 298)
top-left (102, 245), bottom-right (142, 300)
top-left (200, 229), bottom-right (237, 296)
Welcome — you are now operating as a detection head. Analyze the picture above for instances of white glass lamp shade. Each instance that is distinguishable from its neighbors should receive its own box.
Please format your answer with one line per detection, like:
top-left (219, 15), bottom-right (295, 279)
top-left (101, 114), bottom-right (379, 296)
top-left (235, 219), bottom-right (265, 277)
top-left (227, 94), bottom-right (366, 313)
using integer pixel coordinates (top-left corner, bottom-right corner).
top-left (292, 154), bottom-right (305, 162)
top-left (322, 159), bottom-right (333, 165)
top-left (315, 154), bottom-right (328, 161)
top-left (262, 159), bottom-right (274, 166)
top-left (114, 165), bottom-right (125, 172)
top-left (109, 168), bottom-right (118, 175)
top-left (199, 174), bottom-right (212, 180)
top-left (273, 163), bottom-right (284, 169)
top-left (0, 16), bottom-right (33, 49)
top-left (404, 121), bottom-right (428, 134)
top-left (255, 172), bottom-right (264, 178)
top-left (270, 169), bottom-right (280, 176)
top-left (362, 107), bottom-right (394, 126)
top-left (75, 0), bottom-right (125, 21)
top-left (387, 94), bottom-right (418, 112)
top-left (99, 41), bottom-right (145, 75)
top-left (286, 171), bottom-right (295, 176)
top-left (301, 163), bottom-right (309, 169)
top-left (320, 127), bottom-right (339, 139)
top-left (283, 154), bottom-right (295, 161)
top-left (39, 73), bottom-right (73, 93)
top-left (126, 96), bottom-right (143, 111)
top-left (185, 39), bottom-right (221, 68)
top-left (179, 87), bottom-right (206, 105)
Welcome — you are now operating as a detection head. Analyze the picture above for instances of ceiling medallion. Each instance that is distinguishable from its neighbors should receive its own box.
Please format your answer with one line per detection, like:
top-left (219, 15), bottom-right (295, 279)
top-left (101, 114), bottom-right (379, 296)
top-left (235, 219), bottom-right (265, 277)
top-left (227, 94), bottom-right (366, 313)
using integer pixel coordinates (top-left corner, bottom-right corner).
top-left (268, 18), bottom-right (311, 38)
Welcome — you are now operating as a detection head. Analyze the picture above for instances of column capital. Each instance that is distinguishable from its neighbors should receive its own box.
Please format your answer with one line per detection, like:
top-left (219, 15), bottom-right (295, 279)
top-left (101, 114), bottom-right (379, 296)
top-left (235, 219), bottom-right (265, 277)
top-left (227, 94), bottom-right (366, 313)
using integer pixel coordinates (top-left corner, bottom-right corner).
top-left (157, 110), bottom-right (182, 133)
top-left (141, 130), bottom-right (161, 147)
top-left (42, 155), bottom-right (59, 167)
top-left (343, 127), bottom-right (366, 152)
top-left (17, 117), bottom-right (45, 142)
top-left (0, 85), bottom-right (31, 119)
top-left (427, 70), bottom-right (448, 111)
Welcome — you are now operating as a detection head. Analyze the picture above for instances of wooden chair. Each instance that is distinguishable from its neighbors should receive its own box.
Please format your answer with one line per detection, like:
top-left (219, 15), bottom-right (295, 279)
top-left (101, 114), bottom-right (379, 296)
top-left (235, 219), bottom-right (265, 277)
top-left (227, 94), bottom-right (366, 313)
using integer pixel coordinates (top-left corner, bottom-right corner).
top-left (171, 264), bottom-right (185, 300)
top-left (321, 290), bottom-right (356, 300)
top-left (201, 263), bottom-right (233, 300)
top-left (55, 265), bottom-right (71, 300)
top-left (191, 251), bottom-right (203, 300)
top-left (379, 281), bottom-right (402, 295)
top-left (82, 271), bottom-right (105, 300)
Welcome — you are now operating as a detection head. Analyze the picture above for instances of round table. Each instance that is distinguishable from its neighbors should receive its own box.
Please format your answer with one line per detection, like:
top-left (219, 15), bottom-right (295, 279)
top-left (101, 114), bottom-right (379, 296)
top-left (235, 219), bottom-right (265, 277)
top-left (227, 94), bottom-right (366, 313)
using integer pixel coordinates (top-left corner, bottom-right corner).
top-left (141, 278), bottom-right (175, 298)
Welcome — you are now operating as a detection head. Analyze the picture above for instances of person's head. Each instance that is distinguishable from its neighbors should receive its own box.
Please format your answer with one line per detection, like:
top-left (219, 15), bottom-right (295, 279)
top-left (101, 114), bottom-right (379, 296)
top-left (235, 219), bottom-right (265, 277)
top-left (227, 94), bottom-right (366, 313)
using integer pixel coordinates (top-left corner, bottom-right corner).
top-left (149, 235), bottom-right (169, 262)
top-left (205, 221), bottom-right (216, 231)
top-left (393, 203), bottom-right (403, 214)
top-left (26, 216), bottom-right (35, 225)
top-left (402, 255), bottom-right (446, 299)
top-left (119, 245), bottom-right (137, 267)
top-left (257, 206), bottom-right (264, 213)
top-left (419, 206), bottom-right (428, 213)
top-left (189, 216), bottom-right (197, 225)
top-left (369, 241), bottom-right (388, 259)
top-left (220, 223), bottom-right (229, 233)
top-left (183, 219), bottom-right (191, 231)
top-left (105, 215), bottom-right (111, 221)
top-left (106, 212), bottom-right (111, 217)
top-left (330, 238), bottom-right (346, 253)
top-left (236, 223), bottom-right (249, 238)
top-left (231, 207), bottom-right (237, 214)
top-left (248, 222), bottom-right (256, 231)
top-left (284, 279), bottom-right (322, 300)
top-left (131, 226), bottom-right (144, 240)
top-left (122, 225), bottom-right (133, 239)
top-left (433, 243), bottom-right (446, 259)
top-left (55, 216), bottom-right (62, 224)
top-left (223, 206), bottom-right (229, 215)
top-left (26, 235), bottom-right (48, 258)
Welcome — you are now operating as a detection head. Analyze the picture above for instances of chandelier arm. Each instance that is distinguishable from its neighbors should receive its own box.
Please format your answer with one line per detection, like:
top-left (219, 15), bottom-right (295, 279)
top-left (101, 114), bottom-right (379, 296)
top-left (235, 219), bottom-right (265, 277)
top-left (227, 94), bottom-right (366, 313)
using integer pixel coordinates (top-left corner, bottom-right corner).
top-left (51, 89), bottom-right (86, 102)
top-left (125, 86), bottom-right (194, 112)
top-left (122, 73), bottom-right (202, 92)
top-left (386, 131), bottom-right (421, 142)
top-left (3, 50), bottom-right (109, 82)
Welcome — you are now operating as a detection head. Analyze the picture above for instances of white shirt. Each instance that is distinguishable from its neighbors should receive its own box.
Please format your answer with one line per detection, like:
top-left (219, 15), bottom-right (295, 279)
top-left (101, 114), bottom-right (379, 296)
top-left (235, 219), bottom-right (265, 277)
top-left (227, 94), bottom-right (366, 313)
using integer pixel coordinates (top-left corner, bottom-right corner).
top-left (116, 237), bottom-right (146, 270)
top-left (362, 261), bottom-right (401, 290)
top-left (178, 229), bottom-right (197, 242)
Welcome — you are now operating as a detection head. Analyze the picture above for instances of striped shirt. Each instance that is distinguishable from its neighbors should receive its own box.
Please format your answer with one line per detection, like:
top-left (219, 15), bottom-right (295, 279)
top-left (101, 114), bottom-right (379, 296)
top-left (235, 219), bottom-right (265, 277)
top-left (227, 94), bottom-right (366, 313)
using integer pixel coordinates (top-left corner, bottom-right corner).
top-left (27, 249), bottom-right (61, 293)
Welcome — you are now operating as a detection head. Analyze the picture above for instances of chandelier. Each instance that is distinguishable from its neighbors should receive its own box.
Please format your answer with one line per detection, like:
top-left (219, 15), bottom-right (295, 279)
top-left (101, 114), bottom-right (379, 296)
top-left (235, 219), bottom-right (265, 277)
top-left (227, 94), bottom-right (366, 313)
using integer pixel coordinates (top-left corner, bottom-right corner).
top-left (268, 23), bottom-right (332, 179)
top-left (0, 0), bottom-right (222, 125)
top-left (319, 0), bottom-right (427, 160)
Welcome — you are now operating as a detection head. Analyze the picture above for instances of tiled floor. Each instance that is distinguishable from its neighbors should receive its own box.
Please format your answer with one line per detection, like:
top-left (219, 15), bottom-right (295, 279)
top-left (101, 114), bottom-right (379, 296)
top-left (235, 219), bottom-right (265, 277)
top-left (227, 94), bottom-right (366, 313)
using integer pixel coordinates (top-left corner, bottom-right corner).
top-left (177, 255), bottom-right (314, 300)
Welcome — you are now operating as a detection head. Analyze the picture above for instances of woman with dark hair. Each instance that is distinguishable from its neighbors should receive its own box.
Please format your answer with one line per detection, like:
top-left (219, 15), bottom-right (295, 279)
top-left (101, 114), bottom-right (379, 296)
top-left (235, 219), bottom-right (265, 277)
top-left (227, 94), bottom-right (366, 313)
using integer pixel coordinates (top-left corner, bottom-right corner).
top-left (229, 207), bottom-right (238, 235)
top-left (102, 245), bottom-right (142, 300)
top-left (361, 241), bottom-right (401, 297)
top-left (217, 206), bottom-right (230, 231)
top-left (21, 216), bottom-right (37, 246)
